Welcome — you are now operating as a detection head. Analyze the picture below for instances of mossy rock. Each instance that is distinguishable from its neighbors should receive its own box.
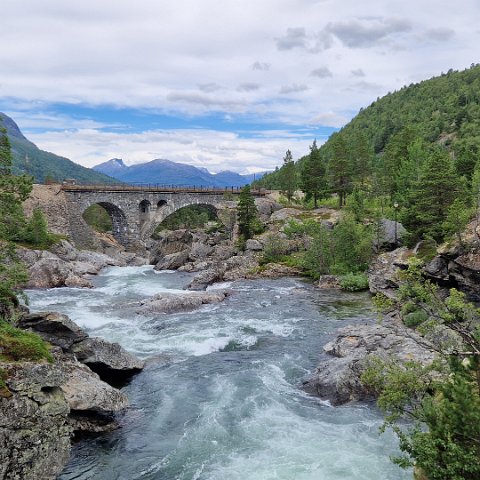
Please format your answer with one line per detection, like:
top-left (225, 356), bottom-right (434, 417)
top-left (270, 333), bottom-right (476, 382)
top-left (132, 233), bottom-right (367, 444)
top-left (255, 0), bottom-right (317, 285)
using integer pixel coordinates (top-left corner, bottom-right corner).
top-left (0, 321), bottom-right (53, 363)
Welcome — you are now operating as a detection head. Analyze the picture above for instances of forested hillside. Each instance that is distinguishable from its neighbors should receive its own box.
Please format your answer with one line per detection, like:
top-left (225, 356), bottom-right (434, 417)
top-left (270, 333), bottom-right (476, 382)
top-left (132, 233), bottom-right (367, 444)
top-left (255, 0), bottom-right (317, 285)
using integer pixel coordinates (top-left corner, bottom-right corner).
top-left (0, 113), bottom-right (118, 185)
top-left (257, 64), bottom-right (480, 244)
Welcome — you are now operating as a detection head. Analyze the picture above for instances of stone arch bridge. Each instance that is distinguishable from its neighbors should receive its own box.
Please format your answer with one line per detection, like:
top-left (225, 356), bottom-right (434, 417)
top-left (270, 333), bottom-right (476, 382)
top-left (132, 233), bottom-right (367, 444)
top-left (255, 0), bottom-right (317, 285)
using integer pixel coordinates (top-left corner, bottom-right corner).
top-left (61, 185), bottom-right (264, 250)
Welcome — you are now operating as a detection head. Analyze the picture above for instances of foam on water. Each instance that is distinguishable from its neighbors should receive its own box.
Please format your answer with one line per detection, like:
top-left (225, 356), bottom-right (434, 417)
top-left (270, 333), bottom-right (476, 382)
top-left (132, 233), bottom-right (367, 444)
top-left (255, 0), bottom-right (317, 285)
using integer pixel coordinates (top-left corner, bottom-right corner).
top-left (26, 266), bottom-right (410, 480)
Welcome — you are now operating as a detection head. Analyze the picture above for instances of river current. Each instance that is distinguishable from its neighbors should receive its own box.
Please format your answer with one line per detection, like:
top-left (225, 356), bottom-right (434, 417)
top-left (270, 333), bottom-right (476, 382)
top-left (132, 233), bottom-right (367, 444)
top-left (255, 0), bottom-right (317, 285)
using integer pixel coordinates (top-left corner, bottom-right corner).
top-left (27, 266), bottom-right (410, 480)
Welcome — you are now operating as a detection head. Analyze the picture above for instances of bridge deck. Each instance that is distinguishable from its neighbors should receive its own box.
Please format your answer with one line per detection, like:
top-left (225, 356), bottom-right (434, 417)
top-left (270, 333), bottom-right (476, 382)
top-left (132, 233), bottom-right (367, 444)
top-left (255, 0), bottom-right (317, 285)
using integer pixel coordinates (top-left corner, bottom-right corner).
top-left (60, 184), bottom-right (267, 196)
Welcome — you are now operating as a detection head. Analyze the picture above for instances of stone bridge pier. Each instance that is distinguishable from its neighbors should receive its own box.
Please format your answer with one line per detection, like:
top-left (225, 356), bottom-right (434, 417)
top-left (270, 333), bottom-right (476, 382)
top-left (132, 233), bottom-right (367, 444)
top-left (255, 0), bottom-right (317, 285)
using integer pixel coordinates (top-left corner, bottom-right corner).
top-left (62, 188), bottom-right (238, 251)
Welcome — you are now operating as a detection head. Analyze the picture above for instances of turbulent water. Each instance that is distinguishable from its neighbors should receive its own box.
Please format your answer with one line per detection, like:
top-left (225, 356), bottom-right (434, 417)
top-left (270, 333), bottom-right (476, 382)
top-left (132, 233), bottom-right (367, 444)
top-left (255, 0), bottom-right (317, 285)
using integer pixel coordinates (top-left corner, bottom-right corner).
top-left (27, 266), bottom-right (410, 480)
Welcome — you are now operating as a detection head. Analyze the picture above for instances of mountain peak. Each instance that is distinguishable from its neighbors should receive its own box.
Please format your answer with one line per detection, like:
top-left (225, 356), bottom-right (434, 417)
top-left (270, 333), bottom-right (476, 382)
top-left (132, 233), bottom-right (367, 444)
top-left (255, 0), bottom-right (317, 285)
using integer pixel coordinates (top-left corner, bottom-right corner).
top-left (0, 112), bottom-right (28, 141)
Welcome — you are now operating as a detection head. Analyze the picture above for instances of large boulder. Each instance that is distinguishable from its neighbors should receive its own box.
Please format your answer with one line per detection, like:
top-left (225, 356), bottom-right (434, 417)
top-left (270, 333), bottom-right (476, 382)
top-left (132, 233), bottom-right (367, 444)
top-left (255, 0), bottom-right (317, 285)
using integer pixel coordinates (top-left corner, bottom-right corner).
top-left (0, 361), bottom-right (72, 480)
top-left (373, 218), bottom-right (407, 249)
top-left (18, 311), bottom-right (144, 385)
top-left (186, 264), bottom-right (226, 290)
top-left (255, 198), bottom-right (282, 221)
top-left (154, 250), bottom-right (190, 270)
top-left (189, 242), bottom-right (214, 260)
top-left (17, 312), bottom-right (88, 351)
top-left (149, 229), bottom-right (193, 264)
top-left (245, 239), bottom-right (263, 251)
top-left (26, 254), bottom-right (93, 289)
top-left (71, 337), bottom-right (144, 383)
top-left (223, 254), bottom-right (259, 281)
top-left (60, 359), bottom-right (128, 419)
top-left (302, 316), bottom-right (436, 405)
top-left (136, 291), bottom-right (229, 314)
top-left (367, 247), bottom-right (412, 298)
top-left (270, 208), bottom-right (303, 223)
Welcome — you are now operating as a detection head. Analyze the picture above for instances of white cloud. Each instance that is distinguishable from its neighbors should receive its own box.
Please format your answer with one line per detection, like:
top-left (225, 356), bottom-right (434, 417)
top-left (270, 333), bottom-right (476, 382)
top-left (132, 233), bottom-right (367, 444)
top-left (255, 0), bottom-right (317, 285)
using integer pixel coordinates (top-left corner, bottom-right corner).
top-left (0, 0), bottom-right (478, 169)
top-left (26, 128), bottom-right (313, 174)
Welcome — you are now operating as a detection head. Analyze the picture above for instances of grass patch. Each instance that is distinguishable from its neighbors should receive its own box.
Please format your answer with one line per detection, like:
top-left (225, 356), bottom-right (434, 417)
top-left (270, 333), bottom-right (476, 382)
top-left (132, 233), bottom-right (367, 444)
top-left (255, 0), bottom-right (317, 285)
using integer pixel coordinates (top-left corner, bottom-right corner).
top-left (0, 320), bottom-right (53, 363)
top-left (339, 273), bottom-right (370, 292)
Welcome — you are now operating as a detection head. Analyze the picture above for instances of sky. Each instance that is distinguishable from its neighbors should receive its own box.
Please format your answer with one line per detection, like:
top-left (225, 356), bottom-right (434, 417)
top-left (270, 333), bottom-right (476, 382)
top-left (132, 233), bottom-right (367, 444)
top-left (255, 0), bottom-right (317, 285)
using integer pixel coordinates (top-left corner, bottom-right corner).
top-left (1, 0), bottom-right (479, 173)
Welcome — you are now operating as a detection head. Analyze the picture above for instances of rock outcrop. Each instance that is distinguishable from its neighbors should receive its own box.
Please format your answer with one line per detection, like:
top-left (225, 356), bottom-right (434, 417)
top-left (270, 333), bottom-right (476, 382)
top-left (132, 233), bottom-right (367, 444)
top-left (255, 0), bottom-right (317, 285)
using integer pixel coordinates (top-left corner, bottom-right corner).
top-left (136, 291), bottom-right (229, 314)
top-left (72, 337), bottom-right (144, 383)
top-left (17, 312), bottom-right (88, 350)
top-left (302, 314), bottom-right (436, 405)
top-left (1, 309), bottom-right (144, 478)
top-left (367, 247), bottom-right (412, 298)
top-left (18, 311), bottom-right (144, 386)
top-left (0, 361), bottom-right (72, 480)
top-left (17, 239), bottom-right (147, 289)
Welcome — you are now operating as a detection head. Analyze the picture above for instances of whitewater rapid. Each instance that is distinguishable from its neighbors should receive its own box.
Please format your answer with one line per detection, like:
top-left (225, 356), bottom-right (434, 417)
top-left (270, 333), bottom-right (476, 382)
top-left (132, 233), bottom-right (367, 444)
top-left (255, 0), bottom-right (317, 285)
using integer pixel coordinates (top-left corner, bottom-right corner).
top-left (26, 266), bottom-right (410, 480)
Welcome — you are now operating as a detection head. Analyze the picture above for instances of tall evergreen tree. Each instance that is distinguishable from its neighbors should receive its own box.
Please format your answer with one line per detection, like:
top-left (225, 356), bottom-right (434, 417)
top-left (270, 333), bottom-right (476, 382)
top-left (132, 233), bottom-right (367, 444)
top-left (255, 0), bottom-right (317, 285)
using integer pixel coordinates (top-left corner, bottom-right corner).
top-left (350, 131), bottom-right (373, 188)
top-left (328, 134), bottom-right (352, 207)
top-left (237, 185), bottom-right (258, 242)
top-left (0, 124), bottom-right (31, 316)
top-left (300, 140), bottom-right (326, 208)
top-left (402, 147), bottom-right (459, 242)
top-left (278, 149), bottom-right (296, 203)
top-left (0, 126), bottom-right (32, 241)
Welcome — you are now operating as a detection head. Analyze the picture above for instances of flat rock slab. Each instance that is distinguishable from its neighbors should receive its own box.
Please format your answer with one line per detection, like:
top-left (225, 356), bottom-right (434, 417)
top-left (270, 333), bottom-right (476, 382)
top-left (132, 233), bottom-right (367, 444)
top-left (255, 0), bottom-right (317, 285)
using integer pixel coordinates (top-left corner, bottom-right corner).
top-left (72, 337), bottom-right (144, 382)
top-left (136, 291), bottom-right (229, 314)
top-left (18, 311), bottom-right (88, 350)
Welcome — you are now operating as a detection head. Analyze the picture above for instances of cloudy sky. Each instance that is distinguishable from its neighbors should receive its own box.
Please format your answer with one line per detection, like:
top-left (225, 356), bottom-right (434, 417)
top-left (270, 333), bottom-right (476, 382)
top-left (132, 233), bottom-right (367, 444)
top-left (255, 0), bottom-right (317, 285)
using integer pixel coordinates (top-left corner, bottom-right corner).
top-left (1, 0), bottom-right (479, 173)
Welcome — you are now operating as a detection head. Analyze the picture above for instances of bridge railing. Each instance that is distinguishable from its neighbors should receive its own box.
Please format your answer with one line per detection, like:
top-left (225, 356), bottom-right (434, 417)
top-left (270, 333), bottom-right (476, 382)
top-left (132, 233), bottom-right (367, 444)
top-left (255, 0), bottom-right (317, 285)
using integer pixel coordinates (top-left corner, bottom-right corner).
top-left (60, 183), bottom-right (268, 196)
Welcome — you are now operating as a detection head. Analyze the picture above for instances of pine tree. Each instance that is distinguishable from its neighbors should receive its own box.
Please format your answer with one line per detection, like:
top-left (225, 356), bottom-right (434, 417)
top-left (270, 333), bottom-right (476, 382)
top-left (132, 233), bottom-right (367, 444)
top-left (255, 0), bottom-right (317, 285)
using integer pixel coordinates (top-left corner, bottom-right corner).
top-left (402, 147), bottom-right (459, 242)
top-left (278, 149), bottom-right (296, 203)
top-left (328, 134), bottom-right (352, 207)
top-left (237, 185), bottom-right (258, 242)
top-left (24, 209), bottom-right (50, 247)
top-left (0, 126), bottom-right (33, 241)
top-left (350, 131), bottom-right (373, 188)
top-left (0, 124), bottom-right (31, 316)
top-left (300, 140), bottom-right (326, 208)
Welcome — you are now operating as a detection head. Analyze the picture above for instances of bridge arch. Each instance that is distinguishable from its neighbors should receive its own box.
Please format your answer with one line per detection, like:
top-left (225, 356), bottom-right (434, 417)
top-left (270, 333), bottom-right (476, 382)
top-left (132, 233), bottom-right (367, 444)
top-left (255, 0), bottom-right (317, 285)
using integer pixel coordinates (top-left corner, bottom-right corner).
top-left (82, 201), bottom-right (129, 245)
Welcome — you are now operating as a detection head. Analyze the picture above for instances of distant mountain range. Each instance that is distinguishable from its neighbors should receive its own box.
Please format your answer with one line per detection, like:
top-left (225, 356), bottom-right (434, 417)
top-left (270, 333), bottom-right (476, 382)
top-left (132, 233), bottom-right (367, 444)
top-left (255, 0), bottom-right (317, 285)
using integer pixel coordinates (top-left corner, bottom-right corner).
top-left (0, 112), bottom-right (118, 185)
top-left (93, 158), bottom-right (269, 187)
top-left (0, 112), bottom-right (269, 187)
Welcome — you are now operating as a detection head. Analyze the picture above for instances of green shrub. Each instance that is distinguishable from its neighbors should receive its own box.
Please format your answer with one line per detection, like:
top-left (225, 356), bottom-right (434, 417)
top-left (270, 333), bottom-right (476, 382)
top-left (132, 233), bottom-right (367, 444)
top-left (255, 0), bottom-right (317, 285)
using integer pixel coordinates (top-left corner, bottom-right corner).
top-left (401, 301), bottom-right (418, 316)
top-left (260, 234), bottom-right (289, 265)
top-left (339, 273), bottom-right (369, 292)
top-left (403, 310), bottom-right (429, 327)
top-left (0, 320), bottom-right (53, 362)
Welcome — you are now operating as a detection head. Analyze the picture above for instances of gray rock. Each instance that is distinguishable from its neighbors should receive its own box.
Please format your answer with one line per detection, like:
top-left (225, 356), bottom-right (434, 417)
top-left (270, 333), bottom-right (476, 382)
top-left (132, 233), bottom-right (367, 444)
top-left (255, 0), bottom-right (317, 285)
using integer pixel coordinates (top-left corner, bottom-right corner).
top-left (374, 218), bottom-right (407, 248)
top-left (137, 291), bottom-right (229, 314)
top-left (72, 337), bottom-right (144, 382)
top-left (318, 275), bottom-right (340, 289)
top-left (367, 247), bottom-right (412, 298)
top-left (269, 208), bottom-right (303, 223)
top-left (189, 242), bottom-right (214, 260)
top-left (302, 316), bottom-right (435, 405)
top-left (154, 250), bottom-right (190, 270)
top-left (255, 198), bottom-right (282, 221)
top-left (223, 254), bottom-right (258, 281)
top-left (17, 311), bottom-right (88, 351)
top-left (212, 244), bottom-right (236, 260)
top-left (0, 361), bottom-right (72, 480)
top-left (245, 239), bottom-right (263, 251)
top-left (26, 255), bottom-right (93, 289)
top-left (60, 360), bottom-right (128, 415)
top-left (150, 229), bottom-right (193, 263)
top-left (186, 265), bottom-right (226, 290)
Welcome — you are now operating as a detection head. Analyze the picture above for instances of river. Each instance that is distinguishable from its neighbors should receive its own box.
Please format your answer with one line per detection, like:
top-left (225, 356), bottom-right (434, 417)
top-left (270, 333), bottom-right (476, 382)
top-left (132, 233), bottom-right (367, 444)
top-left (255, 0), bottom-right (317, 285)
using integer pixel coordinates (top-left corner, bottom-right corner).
top-left (26, 266), bottom-right (410, 480)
